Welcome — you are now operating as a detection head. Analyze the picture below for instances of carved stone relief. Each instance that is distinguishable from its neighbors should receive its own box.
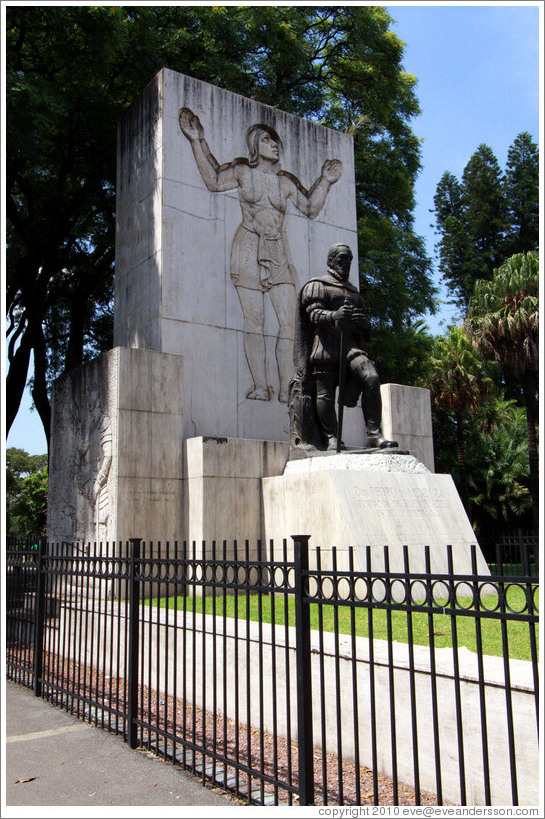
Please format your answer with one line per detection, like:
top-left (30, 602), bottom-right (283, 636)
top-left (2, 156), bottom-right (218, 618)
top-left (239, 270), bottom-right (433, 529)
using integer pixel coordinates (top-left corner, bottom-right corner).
top-left (75, 386), bottom-right (113, 543)
top-left (178, 109), bottom-right (343, 404)
top-left (48, 353), bottom-right (117, 544)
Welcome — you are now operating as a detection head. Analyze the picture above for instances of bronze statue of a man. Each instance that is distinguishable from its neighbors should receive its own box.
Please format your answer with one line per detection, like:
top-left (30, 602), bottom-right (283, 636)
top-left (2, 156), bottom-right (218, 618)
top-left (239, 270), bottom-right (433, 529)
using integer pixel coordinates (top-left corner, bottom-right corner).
top-left (289, 242), bottom-right (397, 452)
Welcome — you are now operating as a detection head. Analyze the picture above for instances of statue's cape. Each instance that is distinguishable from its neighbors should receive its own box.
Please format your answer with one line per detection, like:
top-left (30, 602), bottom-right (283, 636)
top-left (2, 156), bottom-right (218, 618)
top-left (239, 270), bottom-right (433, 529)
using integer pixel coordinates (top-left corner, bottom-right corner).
top-left (293, 273), bottom-right (359, 376)
top-left (293, 274), bottom-right (364, 411)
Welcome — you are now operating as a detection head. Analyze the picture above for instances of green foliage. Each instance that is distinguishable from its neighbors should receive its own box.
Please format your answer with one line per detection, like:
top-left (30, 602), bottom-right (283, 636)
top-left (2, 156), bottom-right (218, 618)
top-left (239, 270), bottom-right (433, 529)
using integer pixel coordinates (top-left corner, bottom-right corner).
top-left (433, 135), bottom-right (538, 311)
top-left (465, 251), bottom-right (539, 532)
top-left (424, 326), bottom-right (496, 417)
top-left (6, 448), bottom-right (48, 537)
top-left (467, 405), bottom-right (532, 533)
top-left (466, 251), bottom-right (539, 376)
top-left (6, 5), bottom-right (435, 445)
top-left (367, 317), bottom-right (434, 386)
top-left (420, 326), bottom-right (497, 517)
top-left (504, 132), bottom-right (539, 257)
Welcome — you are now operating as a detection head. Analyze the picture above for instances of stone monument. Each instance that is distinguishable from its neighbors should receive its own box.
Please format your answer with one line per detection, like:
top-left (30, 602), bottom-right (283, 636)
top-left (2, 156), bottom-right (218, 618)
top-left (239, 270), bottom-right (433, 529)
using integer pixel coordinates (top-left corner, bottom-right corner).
top-left (48, 68), bottom-right (360, 546)
top-left (49, 68), bottom-right (474, 573)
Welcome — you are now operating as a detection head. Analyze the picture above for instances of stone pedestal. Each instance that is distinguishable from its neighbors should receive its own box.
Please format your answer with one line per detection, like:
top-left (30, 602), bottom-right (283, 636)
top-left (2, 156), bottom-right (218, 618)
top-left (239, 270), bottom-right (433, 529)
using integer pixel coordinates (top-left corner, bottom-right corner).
top-left (182, 436), bottom-right (289, 557)
top-left (48, 365), bottom-right (436, 547)
top-left (262, 453), bottom-right (489, 576)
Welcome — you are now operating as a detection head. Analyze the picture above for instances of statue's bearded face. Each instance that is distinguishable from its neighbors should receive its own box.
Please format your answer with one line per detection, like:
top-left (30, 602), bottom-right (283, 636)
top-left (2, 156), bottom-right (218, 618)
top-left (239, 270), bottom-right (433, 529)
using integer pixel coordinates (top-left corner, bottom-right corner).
top-left (329, 245), bottom-right (353, 280)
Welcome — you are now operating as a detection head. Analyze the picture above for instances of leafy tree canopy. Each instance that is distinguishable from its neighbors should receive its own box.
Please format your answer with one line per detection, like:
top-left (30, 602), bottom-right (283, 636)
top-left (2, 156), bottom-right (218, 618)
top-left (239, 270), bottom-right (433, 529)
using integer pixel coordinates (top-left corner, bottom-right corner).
top-left (433, 134), bottom-right (538, 310)
top-left (420, 325), bottom-right (497, 516)
top-left (465, 251), bottom-right (539, 377)
top-left (6, 448), bottom-right (48, 537)
top-left (6, 5), bottom-right (435, 448)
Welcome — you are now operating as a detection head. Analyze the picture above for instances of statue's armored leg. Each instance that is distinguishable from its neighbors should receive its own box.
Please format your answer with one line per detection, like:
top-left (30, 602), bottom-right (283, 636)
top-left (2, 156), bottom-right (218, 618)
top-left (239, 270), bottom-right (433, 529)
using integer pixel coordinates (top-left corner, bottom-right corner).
top-left (314, 370), bottom-right (339, 450)
top-left (350, 355), bottom-right (398, 448)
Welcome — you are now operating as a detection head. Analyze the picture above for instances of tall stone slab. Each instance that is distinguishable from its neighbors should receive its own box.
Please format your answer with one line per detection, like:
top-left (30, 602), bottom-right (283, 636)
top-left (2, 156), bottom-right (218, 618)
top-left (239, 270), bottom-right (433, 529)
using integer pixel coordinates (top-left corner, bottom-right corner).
top-left (381, 384), bottom-right (435, 471)
top-left (47, 348), bottom-right (185, 544)
top-left (114, 68), bottom-right (363, 445)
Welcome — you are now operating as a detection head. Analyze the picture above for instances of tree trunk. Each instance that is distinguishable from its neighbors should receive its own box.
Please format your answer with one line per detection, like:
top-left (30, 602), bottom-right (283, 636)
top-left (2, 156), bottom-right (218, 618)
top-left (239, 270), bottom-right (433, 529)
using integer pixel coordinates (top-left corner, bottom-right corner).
top-left (522, 368), bottom-right (539, 568)
top-left (65, 285), bottom-right (88, 373)
top-left (455, 412), bottom-right (471, 518)
top-left (5, 329), bottom-right (32, 435)
top-left (31, 319), bottom-right (51, 456)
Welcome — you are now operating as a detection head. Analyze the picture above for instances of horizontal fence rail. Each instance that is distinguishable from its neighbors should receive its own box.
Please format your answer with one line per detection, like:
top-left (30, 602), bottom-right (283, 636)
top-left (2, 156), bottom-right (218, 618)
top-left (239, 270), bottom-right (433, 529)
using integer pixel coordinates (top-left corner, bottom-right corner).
top-left (6, 537), bottom-right (539, 806)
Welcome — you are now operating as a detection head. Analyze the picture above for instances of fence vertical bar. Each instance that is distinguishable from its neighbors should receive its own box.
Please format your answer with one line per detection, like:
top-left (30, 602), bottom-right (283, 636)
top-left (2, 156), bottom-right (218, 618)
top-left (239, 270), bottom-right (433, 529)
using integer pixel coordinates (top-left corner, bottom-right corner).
top-left (316, 546), bottom-right (328, 805)
top-left (33, 538), bottom-right (47, 697)
top-left (384, 545), bottom-right (399, 804)
top-left (282, 539), bottom-right (293, 803)
top-left (470, 545), bottom-right (491, 803)
top-left (127, 537), bottom-right (141, 749)
top-left (522, 544), bottom-right (539, 731)
top-left (366, 546), bottom-right (379, 803)
top-left (348, 546), bottom-right (361, 805)
top-left (496, 542), bottom-right (518, 805)
top-left (269, 538), bottom-right (279, 805)
top-left (332, 546), bottom-right (344, 804)
top-left (403, 545), bottom-right (420, 804)
top-left (292, 534), bottom-right (314, 806)
top-left (447, 544), bottom-right (467, 805)
top-left (425, 546), bottom-right (443, 805)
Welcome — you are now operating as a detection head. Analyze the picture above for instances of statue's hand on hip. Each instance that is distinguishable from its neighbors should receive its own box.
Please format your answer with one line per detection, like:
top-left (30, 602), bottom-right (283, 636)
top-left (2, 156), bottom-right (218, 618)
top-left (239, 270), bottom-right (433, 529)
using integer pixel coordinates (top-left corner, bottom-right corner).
top-left (352, 308), bottom-right (370, 330)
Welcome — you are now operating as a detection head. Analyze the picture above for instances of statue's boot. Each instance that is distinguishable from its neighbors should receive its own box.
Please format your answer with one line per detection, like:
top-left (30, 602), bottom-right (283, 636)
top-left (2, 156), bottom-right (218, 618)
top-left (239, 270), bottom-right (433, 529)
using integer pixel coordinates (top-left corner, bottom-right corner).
top-left (366, 423), bottom-right (398, 449)
top-left (327, 436), bottom-right (346, 451)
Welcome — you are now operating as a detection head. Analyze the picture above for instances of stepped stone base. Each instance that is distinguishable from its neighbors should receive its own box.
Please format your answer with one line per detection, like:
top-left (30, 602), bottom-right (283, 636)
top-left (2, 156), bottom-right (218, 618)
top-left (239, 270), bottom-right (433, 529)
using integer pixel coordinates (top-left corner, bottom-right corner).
top-left (262, 453), bottom-right (489, 576)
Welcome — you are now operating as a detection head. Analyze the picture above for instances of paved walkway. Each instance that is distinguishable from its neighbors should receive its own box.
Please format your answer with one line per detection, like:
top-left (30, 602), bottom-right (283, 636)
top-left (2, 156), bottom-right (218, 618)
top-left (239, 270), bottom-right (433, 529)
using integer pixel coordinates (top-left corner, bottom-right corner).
top-left (3, 681), bottom-right (238, 809)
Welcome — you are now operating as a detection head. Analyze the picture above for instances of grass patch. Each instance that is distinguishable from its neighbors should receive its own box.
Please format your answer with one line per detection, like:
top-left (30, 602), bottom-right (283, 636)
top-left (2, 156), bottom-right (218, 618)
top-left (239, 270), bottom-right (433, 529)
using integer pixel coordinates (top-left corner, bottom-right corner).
top-left (146, 585), bottom-right (538, 663)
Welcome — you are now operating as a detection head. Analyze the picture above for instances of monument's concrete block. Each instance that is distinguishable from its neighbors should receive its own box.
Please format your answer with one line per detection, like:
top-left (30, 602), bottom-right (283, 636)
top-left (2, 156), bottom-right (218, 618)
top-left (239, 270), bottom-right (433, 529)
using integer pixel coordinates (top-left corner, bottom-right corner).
top-left (381, 384), bottom-right (435, 471)
top-left (114, 68), bottom-right (363, 446)
top-left (182, 436), bottom-right (289, 555)
top-left (262, 453), bottom-right (489, 577)
top-left (48, 347), bottom-right (184, 544)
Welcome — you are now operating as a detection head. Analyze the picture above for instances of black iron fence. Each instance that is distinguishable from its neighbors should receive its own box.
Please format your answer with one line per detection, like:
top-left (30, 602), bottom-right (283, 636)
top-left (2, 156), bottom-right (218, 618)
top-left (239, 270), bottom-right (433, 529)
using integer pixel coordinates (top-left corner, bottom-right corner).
top-left (6, 538), bottom-right (539, 806)
top-left (478, 530), bottom-right (539, 576)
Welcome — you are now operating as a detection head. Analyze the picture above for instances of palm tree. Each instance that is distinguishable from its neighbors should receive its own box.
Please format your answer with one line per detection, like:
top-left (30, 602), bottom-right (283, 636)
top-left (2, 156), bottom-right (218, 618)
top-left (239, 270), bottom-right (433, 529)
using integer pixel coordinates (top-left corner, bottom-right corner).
top-left (465, 251), bottom-right (539, 535)
top-left (425, 326), bottom-right (496, 517)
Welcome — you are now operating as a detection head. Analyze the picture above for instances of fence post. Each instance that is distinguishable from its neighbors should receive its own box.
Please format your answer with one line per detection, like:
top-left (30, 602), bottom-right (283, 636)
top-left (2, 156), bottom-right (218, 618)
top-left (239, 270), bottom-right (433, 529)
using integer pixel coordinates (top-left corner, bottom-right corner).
top-left (292, 534), bottom-right (314, 806)
top-left (33, 538), bottom-right (47, 697)
top-left (127, 538), bottom-right (141, 748)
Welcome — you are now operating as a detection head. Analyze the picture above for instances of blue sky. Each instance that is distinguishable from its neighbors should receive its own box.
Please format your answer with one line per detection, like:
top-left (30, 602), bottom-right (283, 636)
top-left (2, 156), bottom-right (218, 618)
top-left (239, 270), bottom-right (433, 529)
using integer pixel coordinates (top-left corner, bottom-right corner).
top-left (5, 1), bottom-right (543, 456)
top-left (387, 0), bottom-right (541, 325)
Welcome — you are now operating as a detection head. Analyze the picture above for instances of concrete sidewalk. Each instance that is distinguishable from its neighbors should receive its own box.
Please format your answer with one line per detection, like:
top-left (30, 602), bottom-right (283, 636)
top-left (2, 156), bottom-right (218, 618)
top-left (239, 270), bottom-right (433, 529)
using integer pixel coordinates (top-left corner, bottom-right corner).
top-left (3, 681), bottom-right (238, 809)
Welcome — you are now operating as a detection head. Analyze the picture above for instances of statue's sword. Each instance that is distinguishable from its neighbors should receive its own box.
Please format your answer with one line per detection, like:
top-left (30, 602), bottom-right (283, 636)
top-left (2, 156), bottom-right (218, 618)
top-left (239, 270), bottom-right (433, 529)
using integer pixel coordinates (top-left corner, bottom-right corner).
top-left (335, 298), bottom-right (351, 454)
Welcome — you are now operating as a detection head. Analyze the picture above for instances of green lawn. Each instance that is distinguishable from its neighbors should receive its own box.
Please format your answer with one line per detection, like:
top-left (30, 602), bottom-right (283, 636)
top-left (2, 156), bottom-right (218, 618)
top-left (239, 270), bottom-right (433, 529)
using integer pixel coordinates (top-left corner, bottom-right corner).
top-left (146, 585), bottom-right (538, 662)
